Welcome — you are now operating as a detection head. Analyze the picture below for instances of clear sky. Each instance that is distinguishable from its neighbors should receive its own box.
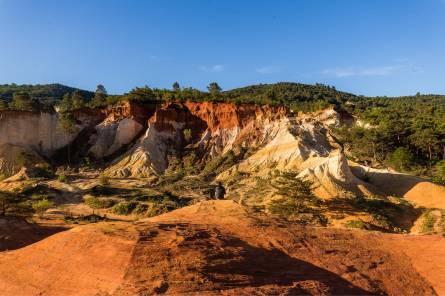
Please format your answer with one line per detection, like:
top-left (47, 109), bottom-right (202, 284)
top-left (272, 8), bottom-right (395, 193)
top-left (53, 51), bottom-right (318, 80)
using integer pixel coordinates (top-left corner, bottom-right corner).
top-left (0, 0), bottom-right (444, 96)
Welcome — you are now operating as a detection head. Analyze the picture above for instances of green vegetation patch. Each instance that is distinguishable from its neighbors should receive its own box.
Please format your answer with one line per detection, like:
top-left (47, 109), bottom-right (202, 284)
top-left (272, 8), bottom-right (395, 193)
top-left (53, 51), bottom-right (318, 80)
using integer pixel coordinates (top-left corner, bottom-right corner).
top-left (111, 202), bottom-right (138, 215)
top-left (344, 220), bottom-right (371, 230)
top-left (85, 197), bottom-right (116, 209)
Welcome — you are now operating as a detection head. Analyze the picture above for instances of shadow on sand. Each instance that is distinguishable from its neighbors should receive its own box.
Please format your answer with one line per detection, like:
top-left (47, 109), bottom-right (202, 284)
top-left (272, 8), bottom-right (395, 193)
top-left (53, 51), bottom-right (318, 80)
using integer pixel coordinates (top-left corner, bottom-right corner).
top-left (201, 233), bottom-right (377, 295)
top-left (0, 217), bottom-right (67, 251)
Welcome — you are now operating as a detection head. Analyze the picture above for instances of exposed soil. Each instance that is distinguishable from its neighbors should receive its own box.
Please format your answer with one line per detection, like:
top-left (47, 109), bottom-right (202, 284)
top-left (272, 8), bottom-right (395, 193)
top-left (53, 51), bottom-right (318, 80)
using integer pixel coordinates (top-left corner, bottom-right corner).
top-left (0, 200), bottom-right (443, 296)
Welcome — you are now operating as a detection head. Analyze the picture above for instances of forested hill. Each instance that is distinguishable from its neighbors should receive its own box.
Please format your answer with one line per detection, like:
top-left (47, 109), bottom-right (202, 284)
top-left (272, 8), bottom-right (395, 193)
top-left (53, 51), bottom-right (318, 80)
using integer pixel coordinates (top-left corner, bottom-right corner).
top-left (1, 81), bottom-right (444, 112)
top-left (0, 83), bottom-right (94, 106)
top-left (221, 82), bottom-right (358, 110)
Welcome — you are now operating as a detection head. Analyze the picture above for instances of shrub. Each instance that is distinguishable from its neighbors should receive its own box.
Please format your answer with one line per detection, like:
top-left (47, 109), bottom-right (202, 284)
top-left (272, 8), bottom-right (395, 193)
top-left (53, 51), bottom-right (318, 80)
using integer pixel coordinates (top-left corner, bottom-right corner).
top-left (0, 174), bottom-right (6, 182)
top-left (133, 203), bottom-right (149, 216)
top-left (59, 113), bottom-right (78, 133)
top-left (32, 199), bottom-right (54, 217)
top-left (31, 194), bottom-right (48, 200)
top-left (85, 197), bottom-right (116, 209)
top-left (111, 201), bottom-right (137, 215)
top-left (421, 211), bottom-right (437, 234)
top-left (58, 174), bottom-right (67, 183)
top-left (183, 128), bottom-right (192, 143)
top-left (433, 160), bottom-right (445, 185)
top-left (146, 203), bottom-right (169, 217)
top-left (202, 150), bottom-right (239, 176)
top-left (344, 220), bottom-right (369, 230)
top-left (64, 213), bottom-right (105, 224)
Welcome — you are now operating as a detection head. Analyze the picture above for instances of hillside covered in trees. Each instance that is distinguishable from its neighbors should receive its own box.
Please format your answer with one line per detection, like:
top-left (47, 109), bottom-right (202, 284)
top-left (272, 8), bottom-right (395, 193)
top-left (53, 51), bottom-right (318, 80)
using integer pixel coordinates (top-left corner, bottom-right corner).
top-left (337, 94), bottom-right (445, 183)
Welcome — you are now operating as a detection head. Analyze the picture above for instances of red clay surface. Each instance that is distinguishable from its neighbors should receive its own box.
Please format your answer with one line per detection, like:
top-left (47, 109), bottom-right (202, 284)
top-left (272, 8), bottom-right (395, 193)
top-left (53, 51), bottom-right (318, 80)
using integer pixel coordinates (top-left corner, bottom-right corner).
top-left (0, 201), bottom-right (443, 296)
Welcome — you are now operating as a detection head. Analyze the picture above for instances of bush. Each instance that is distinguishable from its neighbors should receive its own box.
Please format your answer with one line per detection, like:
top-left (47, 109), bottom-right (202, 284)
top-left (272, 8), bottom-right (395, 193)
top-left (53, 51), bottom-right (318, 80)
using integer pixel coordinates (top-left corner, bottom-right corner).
top-left (344, 220), bottom-right (369, 230)
top-left (202, 150), bottom-right (239, 176)
top-left (32, 199), bottom-right (54, 217)
top-left (183, 128), bottom-right (192, 143)
top-left (84, 197), bottom-right (116, 209)
top-left (421, 211), bottom-right (437, 234)
top-left (57, 174), bottom-right (67, 182)
top-left (0, 174), bottom-right (6, 181)
top-left (133, 203), bottom-right (149, 216)
top-left (64, 213), bottom-right (105, 224)
top-left (433, 160), bottom-right (445, 185)
top-left (146, 203), bottom-right (169, 217)
top-left (111, 201), bottom-right (137, 215)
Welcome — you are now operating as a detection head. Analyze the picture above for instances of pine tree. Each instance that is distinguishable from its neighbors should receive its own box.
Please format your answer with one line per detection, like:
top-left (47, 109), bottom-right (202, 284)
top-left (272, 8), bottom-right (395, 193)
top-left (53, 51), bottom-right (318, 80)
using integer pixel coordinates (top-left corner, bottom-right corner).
top-left (172, 82), bottom-right (180, 91)
top-left (9, 92), bottom-right (39, 111)
top-left (207, 82), bottom-right (222, 95)
top-left (90, 85), bottom-right (108, 108)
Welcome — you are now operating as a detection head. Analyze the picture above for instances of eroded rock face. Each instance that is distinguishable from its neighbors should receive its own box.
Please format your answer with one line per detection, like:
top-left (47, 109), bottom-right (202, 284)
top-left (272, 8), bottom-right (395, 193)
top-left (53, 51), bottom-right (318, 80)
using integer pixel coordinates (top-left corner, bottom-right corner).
top-left (105, 102), bottom-right (287, 177)
top-left (88, 118), bottom-right (144, 159)
top-left (87, 101), bottom-right (156, 159)
top-left (0, 111), bottom-right (78, 158)
top-left (0, 109), bottom-right (104, 158)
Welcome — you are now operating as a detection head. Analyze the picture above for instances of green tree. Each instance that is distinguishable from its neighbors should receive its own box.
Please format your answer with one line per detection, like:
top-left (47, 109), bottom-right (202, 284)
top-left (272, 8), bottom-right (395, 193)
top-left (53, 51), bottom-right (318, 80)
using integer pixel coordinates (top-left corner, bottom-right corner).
top-left (207, 82), bottom-right (222, 95)
top-left (267, 171), bottom-right (320, 217)
top-left (57, 93), bottom-right (73, 112)
top-left (59, 113), bottom-right (78, 134)
top-left (71, 90), bottom-right (86, 109)
top-left (9, 92), bottom-right (39, 111)
top-left (128, 86), bottom-right (155, 101)
top-left (172, 82), bottom-right (180, 92)
top-left (409, 128), bottom-right (440, 162)
top-left (90, 84), bottom-right (108, 108)
top-left (388, 147), bottom-right (413, 171)
top-left (96, 84), bottom-right (107, 95)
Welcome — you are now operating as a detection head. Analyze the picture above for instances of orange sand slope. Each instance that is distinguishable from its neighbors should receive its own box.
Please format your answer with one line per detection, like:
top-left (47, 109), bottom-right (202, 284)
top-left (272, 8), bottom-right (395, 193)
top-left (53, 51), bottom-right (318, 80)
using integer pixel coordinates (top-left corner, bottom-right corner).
top-left (0, 201), bottom-right (444, 296)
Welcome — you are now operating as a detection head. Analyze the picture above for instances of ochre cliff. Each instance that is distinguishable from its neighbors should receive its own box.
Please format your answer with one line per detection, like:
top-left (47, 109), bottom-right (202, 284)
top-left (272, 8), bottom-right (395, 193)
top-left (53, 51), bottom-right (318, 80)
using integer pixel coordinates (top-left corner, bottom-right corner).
top-left (1, 100), bottom-right (444, 210)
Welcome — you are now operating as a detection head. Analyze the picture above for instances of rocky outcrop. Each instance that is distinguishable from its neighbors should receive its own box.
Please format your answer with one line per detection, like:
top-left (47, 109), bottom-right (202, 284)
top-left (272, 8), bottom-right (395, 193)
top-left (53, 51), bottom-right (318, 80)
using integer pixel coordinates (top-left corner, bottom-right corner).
top-left (0, 111), bottom-right (78, 158)
top-left (105, 102), bottom-right (287, 177)
top-left (2, 101), bottom-right (443, 208)
top-left (88, 119), bottom-right (144, 159)
top-left (0, 109), bottom-right (104, 158)
top-left (297, 152), bottom-right (375, 199)
top-left (87, 101), bottom-right (156, 159)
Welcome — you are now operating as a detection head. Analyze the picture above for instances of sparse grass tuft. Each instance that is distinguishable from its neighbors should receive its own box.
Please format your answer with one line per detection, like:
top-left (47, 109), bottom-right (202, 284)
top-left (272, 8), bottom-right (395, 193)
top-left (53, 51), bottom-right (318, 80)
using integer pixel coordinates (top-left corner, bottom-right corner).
top-left (32, 199), bottom-right (54, 217)
top-left (85, 197), bottom-right (116, 209)
top-left (111, 201), bottom-right (138, 215)
top-left (344, 220), bottom-right (369, 230)
top-left (420, 210), bottom-right (439, 234)
top-left (57, 174), bottom-right (67, 183)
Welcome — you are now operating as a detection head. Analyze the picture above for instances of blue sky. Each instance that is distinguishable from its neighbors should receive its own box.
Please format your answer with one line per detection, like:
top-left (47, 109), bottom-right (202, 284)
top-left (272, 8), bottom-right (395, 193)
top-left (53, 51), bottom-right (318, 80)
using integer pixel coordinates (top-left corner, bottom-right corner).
top-left (0, 0), bottom-right (444, 96)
